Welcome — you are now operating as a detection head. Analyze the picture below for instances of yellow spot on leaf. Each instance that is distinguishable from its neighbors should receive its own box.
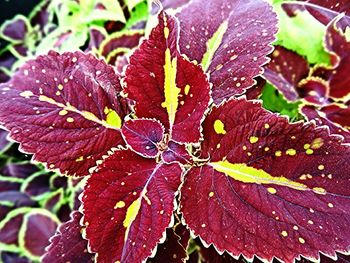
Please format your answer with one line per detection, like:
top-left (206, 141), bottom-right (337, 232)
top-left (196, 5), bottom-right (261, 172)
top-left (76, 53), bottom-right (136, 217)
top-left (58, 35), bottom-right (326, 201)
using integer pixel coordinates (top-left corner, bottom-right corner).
top-left (123, 198), bottom-right (141, 229)
top-left (105, 107), bottom-right (122, 129)
top-left (67, 117), bottom-right (74, 123)
top-left (267, 187), bottom-right (277, 194)
top-left (264, 147), bottom-right (270, 152)
top-left (19, 91), bottom-right (34, 98)
top-left (299, 237), bottom-right (305, 244)
top-left (311, 138), bottom-right (324, 149)
top-left (249, 136), bottom-right (259, 144)
top-left (318, 165), bottom-right (325, 170)
top-left (75, 156), bottom-right (84, 162)
top-left (281, 231), bottom-right (288, 237)
top-left (286, 149), bottom-right (296, 156)
top-left (114, 201), bottom-right (126, 209)
top-left (162, 48), bottom-right (180, 127)
top-left (275, 151), bottom-right (282, 157)
top-left (306, 149), bottom-right (314, 155)
top-left (328, 203), bottom-right (334, 208)
top-left (210, 161), bottom-right (308, 191)
top-left (242, 145), bottom-right (247, 151)
top-left (58, 84), bottom-right (64, 90)
top-left (214, 120), bottom-right (226, 135)
top-left (264, 123), bottom-right (270, 129)
top-left (209, 192), bottom-right (214, 197)
top-left (184, 84), bottom-right (190, 95)
top-left (59, 110), bottom-right (68, 116)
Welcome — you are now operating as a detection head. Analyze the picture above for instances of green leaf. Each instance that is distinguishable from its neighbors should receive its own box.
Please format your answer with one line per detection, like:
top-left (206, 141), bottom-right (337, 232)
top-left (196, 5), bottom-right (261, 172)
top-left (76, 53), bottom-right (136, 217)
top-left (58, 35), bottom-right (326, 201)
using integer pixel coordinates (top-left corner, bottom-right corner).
top-left (125, 1), bottom-right (149, 29)
top-left (260, 83), bottom-right (303, 121)
top-left (274, 3), bottom-right (330, 65)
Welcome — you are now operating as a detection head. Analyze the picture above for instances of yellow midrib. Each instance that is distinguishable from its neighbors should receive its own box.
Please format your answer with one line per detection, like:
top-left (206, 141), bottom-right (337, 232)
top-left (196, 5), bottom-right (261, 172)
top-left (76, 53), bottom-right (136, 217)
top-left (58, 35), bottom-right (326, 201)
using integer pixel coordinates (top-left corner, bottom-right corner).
top-left (38, 95), bottom-right (121, 129)
top-left (210, 160), bottom-right (309, 191)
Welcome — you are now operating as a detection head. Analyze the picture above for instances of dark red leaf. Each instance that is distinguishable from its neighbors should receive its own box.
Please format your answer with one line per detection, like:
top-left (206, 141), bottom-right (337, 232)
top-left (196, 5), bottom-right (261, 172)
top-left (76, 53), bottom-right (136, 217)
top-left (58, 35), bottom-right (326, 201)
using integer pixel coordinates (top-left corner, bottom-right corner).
top-left (177, 0), bottom-right (277, 104)
top-left (86, 27), bottom-right (107, 52)
top-left (0, 163), bottom-right (39, 179)
top-left (42, 211), bottom-right (94, 263)
top-left (0, 16), bottom-right (28, 42)
top-left (161, 141), bottom-right (192, 165)
top-left (263, 46), bottom-right (309, 102)
top-left (124, 11), bottom-right (210, 144)
top-left (82, 149), bottom-right (182, 262)
top-left (99, 30), bottom-right (144, 64)
top-left (148, 223), bottom-right (190, 263)
top-left (23, 173), bottom-right (51, 197)
top-left (0, 213), bottom-right (23, 246)
top-left (0, 51), bottom-right (127, 176)
top-left (298, 77), bottom-right (329, 105)
top-left (23, 213), bottom-right (59, 257)
top-left (181, 98), bottom-right (350, 262)
top-left (301, 105), bottom-right (350, 143)
top-left (122, 119), bottom-right (164, 158)
top-left (282, 1), bottom-right (350, 27)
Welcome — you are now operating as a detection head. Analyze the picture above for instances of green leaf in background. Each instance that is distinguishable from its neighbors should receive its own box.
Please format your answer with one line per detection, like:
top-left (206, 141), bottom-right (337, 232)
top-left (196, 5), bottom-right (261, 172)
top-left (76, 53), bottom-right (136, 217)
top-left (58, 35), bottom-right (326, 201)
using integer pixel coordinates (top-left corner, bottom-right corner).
top-left (260, 83), bottom-right (303, 121)
top-left (125, 1), bottom-right (148, 29)
top-left (273, 3), bottom-right (330, 65)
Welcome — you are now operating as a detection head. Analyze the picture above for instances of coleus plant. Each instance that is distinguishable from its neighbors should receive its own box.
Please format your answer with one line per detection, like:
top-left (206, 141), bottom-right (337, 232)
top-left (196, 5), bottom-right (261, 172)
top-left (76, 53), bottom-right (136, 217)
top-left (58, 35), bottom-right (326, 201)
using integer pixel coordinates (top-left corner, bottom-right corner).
top-left (0, 0), bottom-right (350, 263)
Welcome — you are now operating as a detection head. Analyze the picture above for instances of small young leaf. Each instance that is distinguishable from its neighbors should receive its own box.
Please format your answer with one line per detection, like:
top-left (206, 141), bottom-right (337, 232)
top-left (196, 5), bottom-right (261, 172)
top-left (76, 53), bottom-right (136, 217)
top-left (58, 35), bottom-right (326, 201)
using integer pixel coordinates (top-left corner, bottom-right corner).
top-left (263, 46), bottom-right (309, 102)
top-left (177, 0), bottom-right (278, 104)
top-left (0, 51), bottom-right (127, 176)
top-left (124, 12), bottom-right (210, 143)
top-left (122, 119), bottom-right (164, 158)
top-left (181, 98), bottom-right (350, 262)
top-left (42, 211), bottom-right (94, 263)
top-left (82, 149), bottom-right (182, 262)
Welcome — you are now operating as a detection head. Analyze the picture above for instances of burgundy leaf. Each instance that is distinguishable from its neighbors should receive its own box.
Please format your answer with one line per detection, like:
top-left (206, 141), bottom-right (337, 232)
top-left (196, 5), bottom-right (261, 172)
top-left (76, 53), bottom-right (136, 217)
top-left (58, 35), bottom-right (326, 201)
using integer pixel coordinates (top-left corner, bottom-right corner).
top-left (99, 30), bottom-right (144, 64)
top-left (0, 191), bottom-right (35, 207)
top-left (301, 105), bottom-right (350, 143)
top-left (0, 51), bottom-right (127, 176)
top-left (0, 252), bottom-right (30, 263)
top-left (322, 16), bottom-right (350, 100)
top-left (86, 27), bottom-right (107, 52)
top-left (82, 149), bottom-right (182, 262)
top-left (244, 78), bottom-right (266, 100)
top-left (0, 15), bottom-right (28, 42)
top-left (23, 173), bottom-right (51, 197)
top-left (161, 141), bottom-right (192, 165)
top-left (0, 213), bottom-right (23, 246)
top-left (124, 11), bottom-right (210, 144)
top-left (122, 119), bottom-right (164, 158)
top-left (148, 223), bottom-right (190, 263)
top-left (263, 46), bottom-right (309, 102)
top-left (298, 77), bottom-right (329, 105)
top-left (42, 211), bottom-right (94, 263)
top-left (0, 163), bottom-right (39, 179)
top-left (181, 98), bottom-right (350, 262)
top-left (282, 1), bottom-right (350, 27)
top-left (177, 0), bottom-right (278, 104)
top-left (23, 213), bottom-right (59, 257)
